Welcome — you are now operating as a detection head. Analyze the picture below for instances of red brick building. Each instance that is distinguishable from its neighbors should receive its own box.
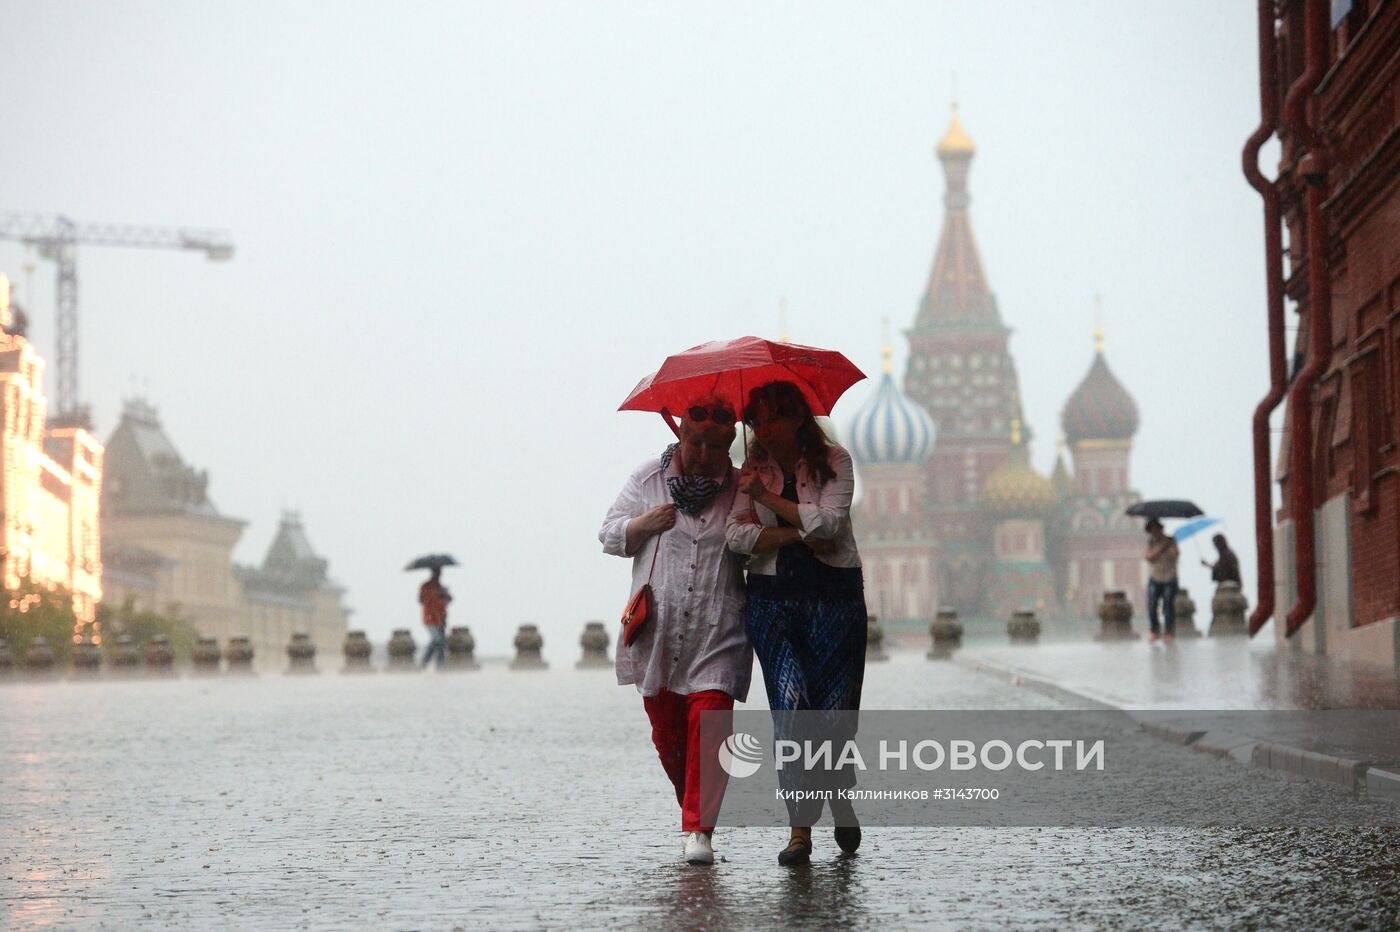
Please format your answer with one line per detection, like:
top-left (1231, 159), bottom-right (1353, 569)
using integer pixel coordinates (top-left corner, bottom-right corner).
top-left (1249, 0), bottom-right (1400, 665)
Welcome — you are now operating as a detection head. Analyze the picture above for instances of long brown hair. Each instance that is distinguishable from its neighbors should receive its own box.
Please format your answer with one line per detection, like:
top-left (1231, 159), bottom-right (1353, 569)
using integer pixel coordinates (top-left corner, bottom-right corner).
top-left (742, 380), bottom-right (836, 485)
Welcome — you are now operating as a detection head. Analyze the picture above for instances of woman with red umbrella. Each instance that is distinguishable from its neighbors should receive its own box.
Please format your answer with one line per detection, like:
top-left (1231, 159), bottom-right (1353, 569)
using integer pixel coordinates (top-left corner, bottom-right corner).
top-left (726, 379), bottom-right (866, 865)
top-left (598, 397), bottom-right (752, 866)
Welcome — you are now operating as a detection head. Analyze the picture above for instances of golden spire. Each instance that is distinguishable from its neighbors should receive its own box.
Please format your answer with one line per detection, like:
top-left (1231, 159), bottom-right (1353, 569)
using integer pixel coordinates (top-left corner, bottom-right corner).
top-left (881, 316), bottom-right (893, 374)
top-left (1094, 292), bottom-right (1105, 353)
top-left (1010, 418), bottom-right (1022, 445)
top-left (936, 100), bottom-right (976, 157)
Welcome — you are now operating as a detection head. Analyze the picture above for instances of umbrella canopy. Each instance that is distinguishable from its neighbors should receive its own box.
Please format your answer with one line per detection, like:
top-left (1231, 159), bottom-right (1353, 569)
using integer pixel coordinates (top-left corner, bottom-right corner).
top-left (619, 336), bottom-right (866, 422)
top-left (404, 554), bottom-right (459, 571)
top-left (1124, 500), bottom-right (1204, 520)
top-left (1172, 516), bottom-right (1221, 543)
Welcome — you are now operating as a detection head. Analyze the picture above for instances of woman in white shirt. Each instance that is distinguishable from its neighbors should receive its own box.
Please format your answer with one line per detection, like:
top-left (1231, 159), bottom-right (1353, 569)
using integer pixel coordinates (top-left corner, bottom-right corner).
top-left (726, 380), bottom-right (866, 866)
top-left (599, 400), bottom-right (750, 867)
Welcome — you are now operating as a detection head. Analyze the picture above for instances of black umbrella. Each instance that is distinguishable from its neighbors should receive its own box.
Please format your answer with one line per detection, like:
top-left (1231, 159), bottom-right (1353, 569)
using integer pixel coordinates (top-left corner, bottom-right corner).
top-left (404, 554), bottom-right (459, 571)
top-left (1125, 500), bottom-right (1204, 520)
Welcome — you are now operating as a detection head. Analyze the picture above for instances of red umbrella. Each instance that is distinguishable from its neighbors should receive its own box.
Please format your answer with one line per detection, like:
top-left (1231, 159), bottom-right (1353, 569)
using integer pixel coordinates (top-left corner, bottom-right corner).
top-left (619, 335), bottom-right (866, 436)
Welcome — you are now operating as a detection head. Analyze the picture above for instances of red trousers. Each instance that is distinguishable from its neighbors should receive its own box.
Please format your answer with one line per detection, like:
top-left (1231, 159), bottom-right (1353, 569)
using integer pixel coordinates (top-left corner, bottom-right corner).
top-left (642, 688), bottom-right (734, 832)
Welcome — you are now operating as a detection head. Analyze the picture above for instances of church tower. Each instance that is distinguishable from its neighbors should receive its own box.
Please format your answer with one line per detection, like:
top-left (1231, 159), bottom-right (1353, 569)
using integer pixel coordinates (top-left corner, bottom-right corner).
top-left (1058, 328), bottom-right (1146, 620)
top-left (978, 420), bottom-right (1058, 619)
top-left (903, 104), bottom-right (1027, 617)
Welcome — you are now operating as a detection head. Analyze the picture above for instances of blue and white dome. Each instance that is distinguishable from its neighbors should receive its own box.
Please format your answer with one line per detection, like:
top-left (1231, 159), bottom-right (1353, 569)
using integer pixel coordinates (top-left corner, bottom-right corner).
top-left (848, 371), bottom-right (936, 466)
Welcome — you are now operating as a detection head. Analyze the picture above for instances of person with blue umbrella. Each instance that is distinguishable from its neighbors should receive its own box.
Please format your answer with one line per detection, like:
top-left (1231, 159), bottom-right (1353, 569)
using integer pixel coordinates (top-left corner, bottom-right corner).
top-left (1168, 517), bottom-right (1242, 588)
top-left (1202, 534), bottom-right (1242, 586)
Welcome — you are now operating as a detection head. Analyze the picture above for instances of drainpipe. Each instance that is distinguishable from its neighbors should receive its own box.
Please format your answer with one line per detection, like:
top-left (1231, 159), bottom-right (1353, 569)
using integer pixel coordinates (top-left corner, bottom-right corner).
top-left (1282, 0), bottom-right (1331, 638)
top-left (1244, 0), bottom-right (1284, 637)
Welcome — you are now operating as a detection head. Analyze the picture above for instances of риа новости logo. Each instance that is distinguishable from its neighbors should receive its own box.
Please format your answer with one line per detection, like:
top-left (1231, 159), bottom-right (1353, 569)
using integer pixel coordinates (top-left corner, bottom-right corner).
top-left (717, 732), bottom-right (763, 778)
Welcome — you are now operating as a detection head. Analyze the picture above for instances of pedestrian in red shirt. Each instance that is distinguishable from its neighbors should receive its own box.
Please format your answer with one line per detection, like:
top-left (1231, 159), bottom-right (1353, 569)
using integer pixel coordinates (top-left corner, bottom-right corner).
top-left (419, 567), bottom-right (451, 668)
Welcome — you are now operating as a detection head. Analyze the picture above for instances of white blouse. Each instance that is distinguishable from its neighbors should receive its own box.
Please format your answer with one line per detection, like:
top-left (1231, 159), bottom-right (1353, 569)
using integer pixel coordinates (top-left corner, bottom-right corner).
top-left (599, 456), bottom-right (752, 701)
top-left (725, 444), bottom-right (863, 575)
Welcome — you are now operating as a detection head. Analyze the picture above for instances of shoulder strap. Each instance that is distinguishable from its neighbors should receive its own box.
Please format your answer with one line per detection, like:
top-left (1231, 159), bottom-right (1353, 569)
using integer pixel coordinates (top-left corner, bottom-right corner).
top-left (644, 531), bottom-right (662, 585)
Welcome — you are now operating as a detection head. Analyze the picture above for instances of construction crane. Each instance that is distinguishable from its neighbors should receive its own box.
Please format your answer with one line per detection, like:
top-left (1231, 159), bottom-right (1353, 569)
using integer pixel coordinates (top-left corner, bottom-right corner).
top-left (0, 211), bottom-right (234, 427)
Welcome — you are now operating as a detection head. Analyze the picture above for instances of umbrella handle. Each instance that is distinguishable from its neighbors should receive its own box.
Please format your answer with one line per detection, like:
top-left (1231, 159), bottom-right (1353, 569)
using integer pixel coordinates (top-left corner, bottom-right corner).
top-left (659, 407), bottom-right (681, 439)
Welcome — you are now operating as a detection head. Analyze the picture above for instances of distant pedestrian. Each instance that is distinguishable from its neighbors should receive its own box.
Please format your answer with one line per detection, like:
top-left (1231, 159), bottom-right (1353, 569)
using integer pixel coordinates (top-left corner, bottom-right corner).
top-left (1202, 533), bottom-right (1241, 586)
top-left (419, 567), bottom-right (451, 668)
top-left (1144, 519), bottom-right (1180, 643)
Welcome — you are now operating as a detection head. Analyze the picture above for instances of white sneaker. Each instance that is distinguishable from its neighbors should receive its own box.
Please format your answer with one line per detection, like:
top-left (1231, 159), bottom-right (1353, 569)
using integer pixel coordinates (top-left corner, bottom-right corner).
top-left (683, 831), bottom-right (714, 865)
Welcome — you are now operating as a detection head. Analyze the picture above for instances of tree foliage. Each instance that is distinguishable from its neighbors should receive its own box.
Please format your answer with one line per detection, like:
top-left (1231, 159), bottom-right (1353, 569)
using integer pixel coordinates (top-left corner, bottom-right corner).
top-left (0, 575), bottom-right (77, 664)
top-left (96, 595), bottom-right (200, 664)
top-left (0, 577), bottom-right (198, 667)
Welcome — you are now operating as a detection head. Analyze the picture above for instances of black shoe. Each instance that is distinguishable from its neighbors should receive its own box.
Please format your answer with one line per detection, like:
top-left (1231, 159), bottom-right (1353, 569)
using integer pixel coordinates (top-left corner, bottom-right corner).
top-left (777, 837), bottom-right (812, 866)
top-left (834, 824), bottom-right (862, 854)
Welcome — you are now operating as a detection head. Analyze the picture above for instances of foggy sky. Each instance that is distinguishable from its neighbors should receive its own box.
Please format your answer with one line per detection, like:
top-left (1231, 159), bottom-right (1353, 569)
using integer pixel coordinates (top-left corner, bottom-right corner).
top-left (0, 1), bottom-right (1277, 655)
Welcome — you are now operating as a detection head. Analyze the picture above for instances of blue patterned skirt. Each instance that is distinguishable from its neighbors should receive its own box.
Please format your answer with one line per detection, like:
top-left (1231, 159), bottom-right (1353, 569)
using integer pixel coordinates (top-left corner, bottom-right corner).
top-left (747, 585), bottom-right (867, 824)
top-left (746, 588), bottom-right (867, 713)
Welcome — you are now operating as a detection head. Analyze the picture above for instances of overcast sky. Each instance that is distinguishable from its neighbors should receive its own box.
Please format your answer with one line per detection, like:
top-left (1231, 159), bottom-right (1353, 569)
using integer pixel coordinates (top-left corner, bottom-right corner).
top-left (0, 1), bottom-right (1279, 654)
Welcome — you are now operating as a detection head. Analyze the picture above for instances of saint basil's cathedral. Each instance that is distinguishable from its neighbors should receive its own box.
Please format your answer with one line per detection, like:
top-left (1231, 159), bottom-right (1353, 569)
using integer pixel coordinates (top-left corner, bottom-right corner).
top-left (848, 106), bottom-right (1147, 633)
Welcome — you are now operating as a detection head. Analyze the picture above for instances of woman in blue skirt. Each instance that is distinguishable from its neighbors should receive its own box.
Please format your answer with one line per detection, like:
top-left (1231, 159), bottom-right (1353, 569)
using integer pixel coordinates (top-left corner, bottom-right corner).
top-left (726, 380), bottom-right (866, 865)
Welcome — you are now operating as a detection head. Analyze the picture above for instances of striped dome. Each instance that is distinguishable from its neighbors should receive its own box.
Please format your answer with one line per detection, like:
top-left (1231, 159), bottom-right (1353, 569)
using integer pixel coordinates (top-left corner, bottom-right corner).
top-left (848, 373), bottom-right (936, 466)
top-left (1062, 351), bottom-right (1139, 443)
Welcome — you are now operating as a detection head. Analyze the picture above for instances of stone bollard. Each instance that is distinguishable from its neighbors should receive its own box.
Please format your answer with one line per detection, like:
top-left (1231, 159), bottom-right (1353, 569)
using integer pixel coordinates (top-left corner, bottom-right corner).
top-left (1209, 581), bottom-right (1249, 637)
top-left (0, 638), bottom-right (12, 676)
top-left (927, 609), bottom-right (963, 660)
top-left (1008, 610), bottom-right (1041, 643)
top-left (866, 615), bottom-right (889, 661)
top-left (25, 637), bottom-right (56, 675)
top-left (342, 630), bottom-right (374, 672)
top-left (1173, 588), bottom-right (1202, 638)
top-left (446, 626), bottom-right (480, 671)
top-left (511, 624), bottom-right (548, 670)
top-left (191, 637), bottom-right (222, 674)
top-left (109, 634), bottom-right (141, 673)
top-left (71, 638), bottom-right (102, 676)
top-left (386, 629), bottom-right (417, 671)
top-left (1095, 591), bottom-right (1138, 640)
top-left (224, 636), bottom-right (255, 674)
top-left (144, 635), bottom-right (176, 675)
top-left (576, 621), bottom-right (611, 669)
top-left (285, 632), bottom-right (317, 674)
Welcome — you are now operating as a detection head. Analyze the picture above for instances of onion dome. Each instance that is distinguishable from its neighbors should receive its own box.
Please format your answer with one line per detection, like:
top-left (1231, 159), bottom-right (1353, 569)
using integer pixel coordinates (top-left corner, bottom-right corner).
top-left (936, 102), bottom-right (976, 158)
top-left (849, 345), bottom-right (936, 466)
top-left (1062, 330), bottom-right (1139, 443)
top-left (980, 423), bottom-right (1056, 517)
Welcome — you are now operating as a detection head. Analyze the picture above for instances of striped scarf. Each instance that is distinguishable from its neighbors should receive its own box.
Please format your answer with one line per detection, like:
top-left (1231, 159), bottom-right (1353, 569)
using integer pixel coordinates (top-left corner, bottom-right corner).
top-left (660, 443), bottom-right (724, 515)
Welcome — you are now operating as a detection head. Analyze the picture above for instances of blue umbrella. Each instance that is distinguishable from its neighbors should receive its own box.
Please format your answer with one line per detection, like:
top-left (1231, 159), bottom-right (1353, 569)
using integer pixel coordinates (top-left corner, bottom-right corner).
top-left (1173, 517), bottom-right (1221, 543)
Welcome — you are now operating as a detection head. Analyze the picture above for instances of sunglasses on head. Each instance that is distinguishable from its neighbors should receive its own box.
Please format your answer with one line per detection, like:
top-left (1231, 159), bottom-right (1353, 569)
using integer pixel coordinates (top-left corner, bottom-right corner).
top-left (687, 404), bottom-right (736, 426)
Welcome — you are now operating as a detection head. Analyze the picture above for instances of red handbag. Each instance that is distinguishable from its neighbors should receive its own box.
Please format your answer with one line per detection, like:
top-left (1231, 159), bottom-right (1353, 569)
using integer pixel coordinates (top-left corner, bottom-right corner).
top-left (621, 536), bottom-right (662, 646)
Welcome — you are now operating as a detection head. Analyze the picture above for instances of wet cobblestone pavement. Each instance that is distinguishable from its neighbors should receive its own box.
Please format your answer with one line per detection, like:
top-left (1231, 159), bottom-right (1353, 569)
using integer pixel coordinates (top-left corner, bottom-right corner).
top-left (5, 653), bottom-right (1400, 929)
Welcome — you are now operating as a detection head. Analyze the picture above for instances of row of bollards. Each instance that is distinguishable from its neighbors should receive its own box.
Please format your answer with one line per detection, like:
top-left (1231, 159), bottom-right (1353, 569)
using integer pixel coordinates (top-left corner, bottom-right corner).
top-left (862, 608), bottom-right (1013, 663)
top-left (5, 588), bottom-right (1256, 679)
top-left (1095, 583), bottom-right (1250, 640)
top-left (1, 633), bottom-right (258, 678)
top-left (0, 623), bottom-right (617, 678)
top-left (862, 582), bottom-right (1253, 663)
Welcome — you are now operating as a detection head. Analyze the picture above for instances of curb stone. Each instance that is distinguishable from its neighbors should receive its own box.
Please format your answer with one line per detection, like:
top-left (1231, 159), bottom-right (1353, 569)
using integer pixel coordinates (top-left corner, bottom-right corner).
top-left (1367, 767), bottom-right (1400, 800)
top-left (951, 656), bottom-right (1118, 711)
top-left (959, 652), bottom-right (1388, 798)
